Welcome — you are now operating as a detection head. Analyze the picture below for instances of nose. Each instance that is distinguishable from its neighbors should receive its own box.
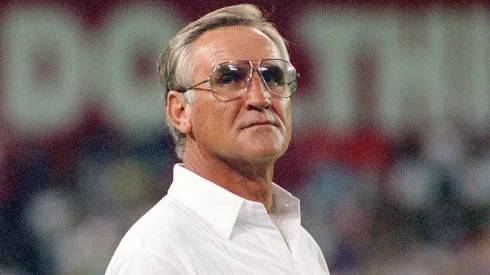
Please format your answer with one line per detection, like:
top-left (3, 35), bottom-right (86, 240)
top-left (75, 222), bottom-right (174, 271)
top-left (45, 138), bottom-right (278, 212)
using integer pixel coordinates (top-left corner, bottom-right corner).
top-left (245, 71), bottom-right (271, 110)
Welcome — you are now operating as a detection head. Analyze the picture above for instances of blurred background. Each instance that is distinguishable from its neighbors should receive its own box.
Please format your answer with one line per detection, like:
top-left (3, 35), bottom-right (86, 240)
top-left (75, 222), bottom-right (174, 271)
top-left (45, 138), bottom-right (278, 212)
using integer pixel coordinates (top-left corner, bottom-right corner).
top-left (0, 0), bottom-right (489, 274)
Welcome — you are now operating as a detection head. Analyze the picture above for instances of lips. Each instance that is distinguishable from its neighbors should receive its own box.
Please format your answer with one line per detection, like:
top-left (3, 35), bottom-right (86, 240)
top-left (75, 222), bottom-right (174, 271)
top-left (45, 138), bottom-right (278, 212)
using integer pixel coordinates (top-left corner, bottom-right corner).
top-left (246, 121), bottom-right (275, 128)
top-left (240, 115), bottom-right (280, 130)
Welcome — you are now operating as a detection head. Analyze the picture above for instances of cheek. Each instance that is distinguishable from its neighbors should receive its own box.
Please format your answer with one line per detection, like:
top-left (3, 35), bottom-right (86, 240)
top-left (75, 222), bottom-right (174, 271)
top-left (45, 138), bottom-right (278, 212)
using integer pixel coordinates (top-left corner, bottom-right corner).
top-left (191, 100), bottom-right (238, 137)
top-left (192, 103), bottom-right (215, 136)
top-left (276, 99), bottom-right (292, 125)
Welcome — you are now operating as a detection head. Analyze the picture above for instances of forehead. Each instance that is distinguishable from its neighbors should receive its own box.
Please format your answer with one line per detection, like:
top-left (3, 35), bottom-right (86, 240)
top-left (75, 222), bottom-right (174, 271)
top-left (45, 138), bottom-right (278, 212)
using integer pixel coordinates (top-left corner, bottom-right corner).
top-left (188, 26), bottom-right (282, 69)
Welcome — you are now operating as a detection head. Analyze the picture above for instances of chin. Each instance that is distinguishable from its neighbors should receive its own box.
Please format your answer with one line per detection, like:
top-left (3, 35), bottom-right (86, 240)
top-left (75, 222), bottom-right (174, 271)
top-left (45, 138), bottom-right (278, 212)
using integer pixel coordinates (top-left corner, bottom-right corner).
top-left (235, 130), bottom-right (290, 160)
top-left (244, 144), bottom-right (287, 162)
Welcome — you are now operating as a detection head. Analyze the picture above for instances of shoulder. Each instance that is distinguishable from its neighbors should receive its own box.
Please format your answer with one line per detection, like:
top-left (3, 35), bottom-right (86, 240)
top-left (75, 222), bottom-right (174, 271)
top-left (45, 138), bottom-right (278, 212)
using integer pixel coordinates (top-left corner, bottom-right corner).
top-left (106, 196), bottom-right (216, 274)
top-left (299, 226), bottom-right (317, 244)
top-left (299, 226), bottom-right (330, 274)
top-left (105, 246), bottom-right (182, 275)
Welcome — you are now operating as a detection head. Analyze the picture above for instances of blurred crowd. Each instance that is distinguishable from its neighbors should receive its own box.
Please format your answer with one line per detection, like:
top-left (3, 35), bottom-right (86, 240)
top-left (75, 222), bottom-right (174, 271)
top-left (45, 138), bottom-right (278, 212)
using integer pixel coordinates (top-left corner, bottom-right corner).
top-left (288, 120), bottom-right (490, 274)
top-left (1, 112), bottom-right (489, 274)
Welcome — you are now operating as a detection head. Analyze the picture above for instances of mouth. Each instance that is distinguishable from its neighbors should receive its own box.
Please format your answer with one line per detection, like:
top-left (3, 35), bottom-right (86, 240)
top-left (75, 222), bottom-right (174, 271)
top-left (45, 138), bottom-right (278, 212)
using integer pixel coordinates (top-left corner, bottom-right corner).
top-left (239, 111), bottom-right (282, 131)
top-left (241, 120), bottom-right (278, 130)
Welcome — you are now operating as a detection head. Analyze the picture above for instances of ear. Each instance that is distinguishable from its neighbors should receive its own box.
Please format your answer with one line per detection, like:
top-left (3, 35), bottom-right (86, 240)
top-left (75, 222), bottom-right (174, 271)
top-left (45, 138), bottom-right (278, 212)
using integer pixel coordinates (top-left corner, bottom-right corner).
top-left (165, 91), bottom-right (192, 135)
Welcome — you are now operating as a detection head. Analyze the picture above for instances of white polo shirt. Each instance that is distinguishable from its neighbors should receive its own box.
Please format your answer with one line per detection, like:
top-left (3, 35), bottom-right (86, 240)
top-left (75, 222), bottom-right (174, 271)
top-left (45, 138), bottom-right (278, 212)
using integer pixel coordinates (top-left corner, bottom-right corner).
top-left (106, 164), bottom-right (329, 275)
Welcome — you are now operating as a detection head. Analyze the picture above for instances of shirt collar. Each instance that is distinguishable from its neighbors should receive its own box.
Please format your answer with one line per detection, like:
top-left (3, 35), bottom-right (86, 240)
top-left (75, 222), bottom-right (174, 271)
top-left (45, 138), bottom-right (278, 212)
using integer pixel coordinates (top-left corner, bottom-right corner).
top-left (167, 164), bottom-right (243, 239)
top-left (167, 164), bottom-right (301, 241)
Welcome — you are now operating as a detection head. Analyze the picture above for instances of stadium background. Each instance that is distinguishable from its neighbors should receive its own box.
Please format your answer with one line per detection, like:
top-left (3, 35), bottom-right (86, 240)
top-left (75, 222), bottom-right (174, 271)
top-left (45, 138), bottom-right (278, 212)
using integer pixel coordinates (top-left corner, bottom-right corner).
top-left (0, 0), bottom-right (489, 274)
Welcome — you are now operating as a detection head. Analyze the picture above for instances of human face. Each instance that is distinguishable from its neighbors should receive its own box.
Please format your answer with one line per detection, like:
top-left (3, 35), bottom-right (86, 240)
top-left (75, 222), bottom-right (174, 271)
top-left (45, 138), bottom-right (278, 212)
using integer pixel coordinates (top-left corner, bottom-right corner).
top-left (186, 26), bottom-right (292, 164)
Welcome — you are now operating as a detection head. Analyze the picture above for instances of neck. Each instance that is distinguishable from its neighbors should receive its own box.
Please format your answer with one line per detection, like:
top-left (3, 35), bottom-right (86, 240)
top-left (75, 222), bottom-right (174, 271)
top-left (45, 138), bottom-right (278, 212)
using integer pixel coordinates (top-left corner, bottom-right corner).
top-left (182, 143), bottom-right (276, 213)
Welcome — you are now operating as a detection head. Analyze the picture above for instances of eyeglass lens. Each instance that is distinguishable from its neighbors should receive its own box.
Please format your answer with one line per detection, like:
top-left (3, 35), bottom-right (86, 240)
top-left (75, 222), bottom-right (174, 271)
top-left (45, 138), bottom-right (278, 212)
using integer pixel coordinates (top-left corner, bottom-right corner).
top-left (210, 59), bottom-right (297, 100)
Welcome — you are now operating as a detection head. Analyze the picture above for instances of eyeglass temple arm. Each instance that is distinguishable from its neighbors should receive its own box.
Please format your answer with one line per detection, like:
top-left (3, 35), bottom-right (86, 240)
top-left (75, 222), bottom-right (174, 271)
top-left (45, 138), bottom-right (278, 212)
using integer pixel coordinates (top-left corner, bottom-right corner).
top-left (178, 78), bottom-right (211, 93)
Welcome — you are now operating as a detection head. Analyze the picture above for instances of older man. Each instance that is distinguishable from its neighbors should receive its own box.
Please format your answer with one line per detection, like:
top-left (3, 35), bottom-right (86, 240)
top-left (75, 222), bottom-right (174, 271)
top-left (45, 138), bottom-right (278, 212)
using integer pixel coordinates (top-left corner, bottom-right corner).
top-left (106, 4), bottom-right (329, 275)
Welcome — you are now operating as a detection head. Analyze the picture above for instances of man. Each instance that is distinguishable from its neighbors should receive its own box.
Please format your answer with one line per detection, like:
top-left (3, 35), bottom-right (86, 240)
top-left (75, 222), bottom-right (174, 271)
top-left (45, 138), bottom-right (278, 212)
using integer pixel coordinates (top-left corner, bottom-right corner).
top-left (106, 4), bottom-right (329, 274)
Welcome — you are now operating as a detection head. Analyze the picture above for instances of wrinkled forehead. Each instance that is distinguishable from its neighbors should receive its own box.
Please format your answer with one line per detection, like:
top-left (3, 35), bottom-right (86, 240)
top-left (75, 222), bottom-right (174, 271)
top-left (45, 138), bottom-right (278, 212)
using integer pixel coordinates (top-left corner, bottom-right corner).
top-left (188, 26), bottom-right (287, 68)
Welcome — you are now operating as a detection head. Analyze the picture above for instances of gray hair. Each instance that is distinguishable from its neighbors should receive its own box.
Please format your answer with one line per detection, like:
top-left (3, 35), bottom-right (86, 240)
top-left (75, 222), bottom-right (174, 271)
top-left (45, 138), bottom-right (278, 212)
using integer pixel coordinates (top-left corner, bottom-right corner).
top-left (157, 4), bottom-right (290, 159)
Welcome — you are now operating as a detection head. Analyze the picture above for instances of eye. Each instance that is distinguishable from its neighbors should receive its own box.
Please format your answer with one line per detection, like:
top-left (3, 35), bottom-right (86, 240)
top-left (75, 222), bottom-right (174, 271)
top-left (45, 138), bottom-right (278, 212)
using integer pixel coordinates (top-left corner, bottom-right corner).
top-left (260, 66), bottom-right (285, 86)
top-left (213, 66), bottom-right (249, 86)
top-left (217, 71), bottom-right (240, 85)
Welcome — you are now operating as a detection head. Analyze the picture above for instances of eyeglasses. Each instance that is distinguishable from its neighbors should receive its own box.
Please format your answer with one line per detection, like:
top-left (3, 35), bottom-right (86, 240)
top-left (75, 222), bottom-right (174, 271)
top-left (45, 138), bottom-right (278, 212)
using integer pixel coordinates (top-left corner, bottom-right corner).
top-left (178, 59), bottom-right (299, 101)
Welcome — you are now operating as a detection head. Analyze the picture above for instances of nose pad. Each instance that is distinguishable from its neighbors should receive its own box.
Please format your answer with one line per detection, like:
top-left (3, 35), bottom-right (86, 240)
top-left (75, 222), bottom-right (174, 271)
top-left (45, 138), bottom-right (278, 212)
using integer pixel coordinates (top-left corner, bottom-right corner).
top-left (247, 69), bottom-right (270, 95)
